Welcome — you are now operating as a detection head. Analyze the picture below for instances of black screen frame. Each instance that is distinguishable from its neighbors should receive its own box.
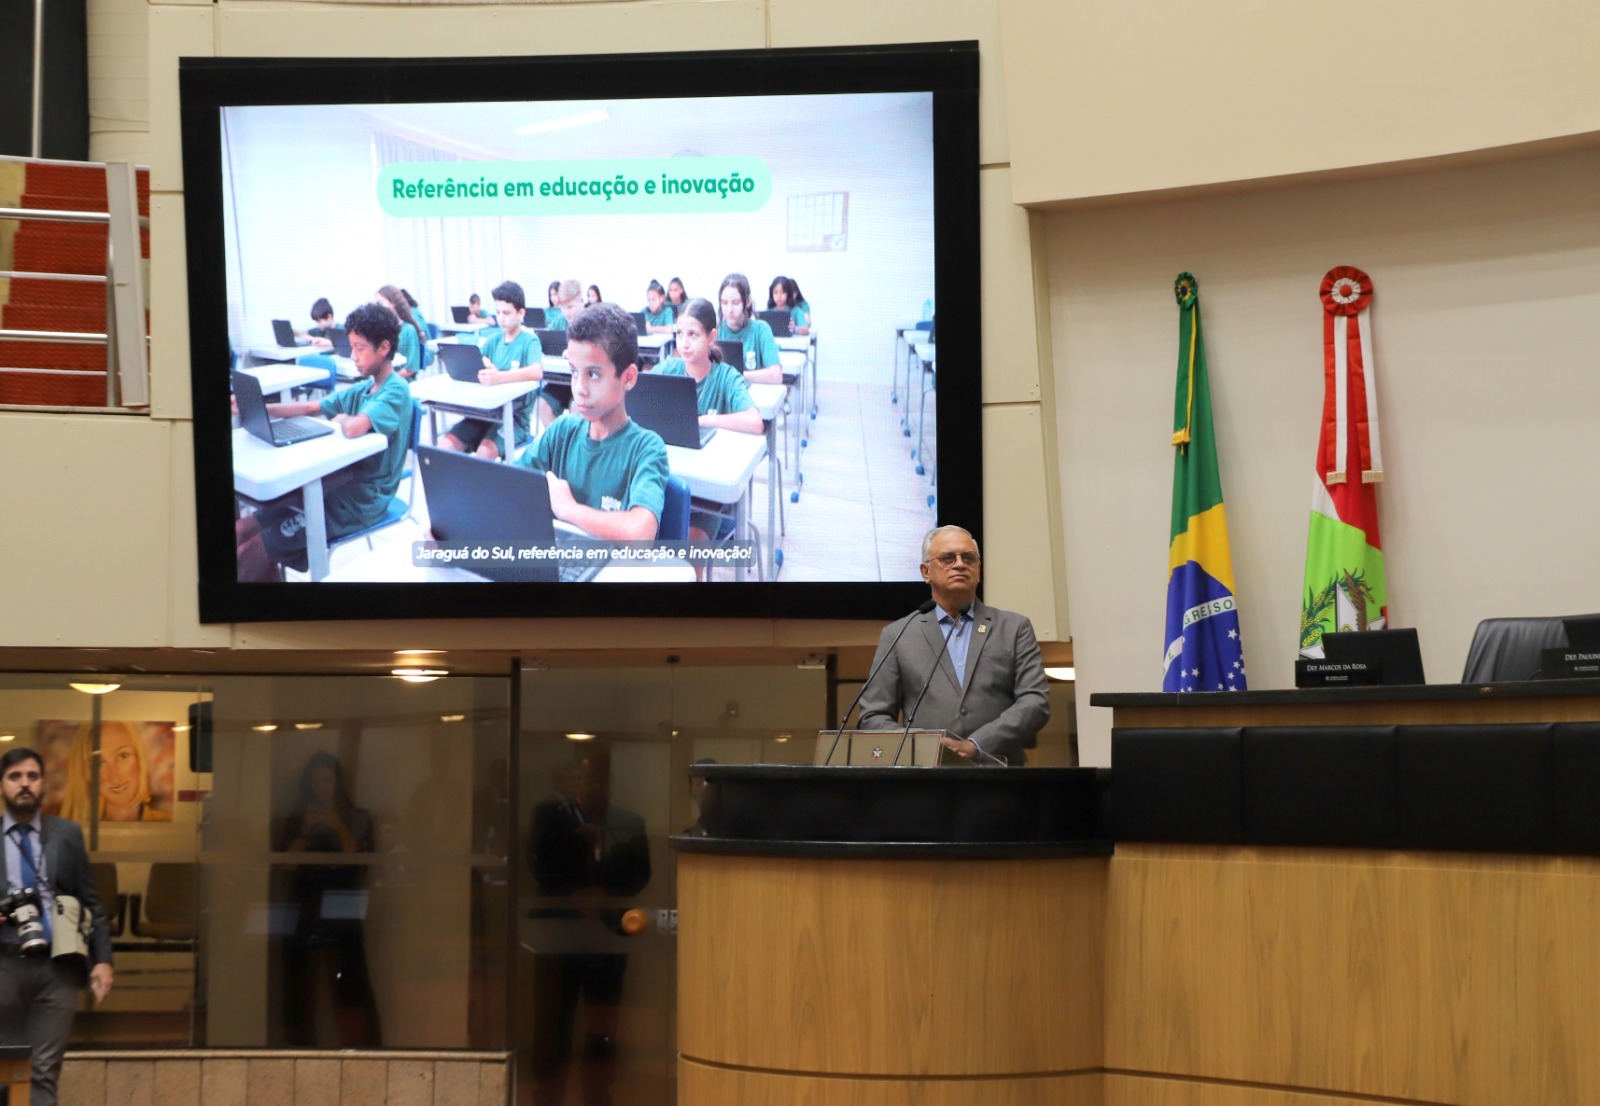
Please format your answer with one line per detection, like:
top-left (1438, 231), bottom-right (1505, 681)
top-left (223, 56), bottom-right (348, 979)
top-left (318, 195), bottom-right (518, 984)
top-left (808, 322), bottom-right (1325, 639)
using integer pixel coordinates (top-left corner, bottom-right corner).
top-left (182, 41), bottom-right (982, 623)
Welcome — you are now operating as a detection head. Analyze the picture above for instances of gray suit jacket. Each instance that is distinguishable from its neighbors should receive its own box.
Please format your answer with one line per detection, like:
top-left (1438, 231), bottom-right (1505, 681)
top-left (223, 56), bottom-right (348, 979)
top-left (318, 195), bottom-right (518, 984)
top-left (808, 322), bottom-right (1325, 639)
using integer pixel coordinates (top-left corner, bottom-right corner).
top-left (857, 599), bottom-right (1050, 765)
top-left (1, 815), bottom-right (114, 968)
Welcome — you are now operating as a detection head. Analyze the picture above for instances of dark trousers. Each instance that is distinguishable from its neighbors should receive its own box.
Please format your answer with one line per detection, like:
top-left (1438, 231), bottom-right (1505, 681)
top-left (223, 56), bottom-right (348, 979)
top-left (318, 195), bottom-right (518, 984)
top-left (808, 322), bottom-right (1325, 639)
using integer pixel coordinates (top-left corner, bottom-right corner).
top-left (0, 955), bottom-right (82, 1106)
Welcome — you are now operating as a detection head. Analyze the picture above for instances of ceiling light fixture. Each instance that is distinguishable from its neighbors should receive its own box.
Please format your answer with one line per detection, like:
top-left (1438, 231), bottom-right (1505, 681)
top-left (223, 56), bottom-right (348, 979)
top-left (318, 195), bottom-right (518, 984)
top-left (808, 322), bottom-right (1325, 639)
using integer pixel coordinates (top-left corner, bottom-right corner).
top-left (394, 649), bottom-right (445, 656)
top-left (251, 724), bottom-right (278, 733)
top-left (293, 722), bottom-right (324, 731)
top-left (565, 731), bottom-right (596, 742)
top-left (1044, 667), bottom-right (1076, 682)
top-left (392, 668), bottom-right (448, 683)
top-left (69, 682), bottom-right (120, 695)
top-left (440, 714), bottom-right (466, 723)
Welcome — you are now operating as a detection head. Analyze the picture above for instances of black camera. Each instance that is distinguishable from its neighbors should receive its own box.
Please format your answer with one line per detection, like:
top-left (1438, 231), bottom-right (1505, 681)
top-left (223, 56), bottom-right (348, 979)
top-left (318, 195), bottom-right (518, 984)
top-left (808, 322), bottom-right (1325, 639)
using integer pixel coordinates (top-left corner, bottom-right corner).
top-left (0, 887), bottom-right (47, 955)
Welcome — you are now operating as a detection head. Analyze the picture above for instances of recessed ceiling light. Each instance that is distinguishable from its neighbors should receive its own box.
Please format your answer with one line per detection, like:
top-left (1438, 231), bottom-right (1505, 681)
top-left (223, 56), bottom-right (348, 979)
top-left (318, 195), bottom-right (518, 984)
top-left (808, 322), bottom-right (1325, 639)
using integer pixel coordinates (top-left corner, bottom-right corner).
top-left (796, 655), bottom-right (827, 670)
top-left (775, 732), bottom-right (792, 743)
top-left (394, 649), bottom-right (445, 656)
top-left (69, 682), bottom-right (120, 695)
top-left (0, 735), bottom-right (14, 743)
top-left (440, 714), bottom-right (465, 723)
top-left (565, 731), bottom-right (596, 742)
top-left (173, 725), bottom-right (191, 733)
top-left (251, 724), bottom-right (278, 732)
top-left (293, 722), bottom-right (323, 731)
top-left (1044, 667), bottom-right (1076, 682)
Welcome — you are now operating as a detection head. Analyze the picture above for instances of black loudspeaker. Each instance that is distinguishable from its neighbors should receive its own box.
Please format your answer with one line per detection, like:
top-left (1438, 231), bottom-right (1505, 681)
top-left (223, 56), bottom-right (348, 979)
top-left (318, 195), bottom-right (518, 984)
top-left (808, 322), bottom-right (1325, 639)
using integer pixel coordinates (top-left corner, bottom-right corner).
top-left (187, 701), bottom-right (213, 773)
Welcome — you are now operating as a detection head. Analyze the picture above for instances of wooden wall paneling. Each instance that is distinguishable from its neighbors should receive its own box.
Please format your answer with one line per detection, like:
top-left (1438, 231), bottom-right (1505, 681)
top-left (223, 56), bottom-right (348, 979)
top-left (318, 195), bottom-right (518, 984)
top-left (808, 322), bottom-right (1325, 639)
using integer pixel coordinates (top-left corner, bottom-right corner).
top-left (1113, 696), bottom-right (1600, 731)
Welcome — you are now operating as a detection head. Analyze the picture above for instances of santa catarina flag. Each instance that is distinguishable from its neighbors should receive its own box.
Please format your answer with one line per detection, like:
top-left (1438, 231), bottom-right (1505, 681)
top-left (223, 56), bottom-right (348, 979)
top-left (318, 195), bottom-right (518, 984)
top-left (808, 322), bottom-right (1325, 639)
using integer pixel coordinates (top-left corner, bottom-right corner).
top-left (1300, 266), bottom-right (1387, 657)
top-left (1163, 273), bottom-right (1247, 693)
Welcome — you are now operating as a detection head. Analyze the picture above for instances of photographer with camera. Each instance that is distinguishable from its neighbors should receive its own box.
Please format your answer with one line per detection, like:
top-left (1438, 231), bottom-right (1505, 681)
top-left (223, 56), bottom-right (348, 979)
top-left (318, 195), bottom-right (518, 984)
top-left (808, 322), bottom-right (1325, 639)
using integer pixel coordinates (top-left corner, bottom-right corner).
top-left (0, 747), bottom-right (113, 1106)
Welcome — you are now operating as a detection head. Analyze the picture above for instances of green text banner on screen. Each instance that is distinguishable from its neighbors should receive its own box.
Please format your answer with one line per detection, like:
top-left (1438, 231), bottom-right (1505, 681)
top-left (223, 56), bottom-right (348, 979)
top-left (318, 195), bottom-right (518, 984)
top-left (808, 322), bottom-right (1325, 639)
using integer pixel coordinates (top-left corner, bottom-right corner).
top-left (378, 158), bottom-right (773, 217)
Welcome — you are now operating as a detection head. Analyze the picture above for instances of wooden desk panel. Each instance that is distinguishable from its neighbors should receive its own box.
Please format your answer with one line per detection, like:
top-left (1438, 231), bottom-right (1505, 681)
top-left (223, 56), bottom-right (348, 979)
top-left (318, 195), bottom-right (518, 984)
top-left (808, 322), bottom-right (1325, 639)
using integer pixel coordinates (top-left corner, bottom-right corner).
top-left (678, 852), bottom-right (1106, 1079)
top-left (1106, 844), bottom-right (1600, 1106)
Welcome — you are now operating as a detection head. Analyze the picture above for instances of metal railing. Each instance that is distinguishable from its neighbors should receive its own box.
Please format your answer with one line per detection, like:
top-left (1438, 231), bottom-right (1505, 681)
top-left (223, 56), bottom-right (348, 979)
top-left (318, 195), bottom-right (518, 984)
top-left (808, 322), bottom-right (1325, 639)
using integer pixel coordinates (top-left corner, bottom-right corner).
top-left (0, 162), bottom-right (150, 408)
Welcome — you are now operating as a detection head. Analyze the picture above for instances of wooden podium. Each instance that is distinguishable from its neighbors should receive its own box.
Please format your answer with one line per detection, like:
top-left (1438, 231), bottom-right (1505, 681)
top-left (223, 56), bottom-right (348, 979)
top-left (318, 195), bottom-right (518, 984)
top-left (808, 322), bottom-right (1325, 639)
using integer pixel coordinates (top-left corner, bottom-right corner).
top-left (674, 764), bottom-right (1109, 1104)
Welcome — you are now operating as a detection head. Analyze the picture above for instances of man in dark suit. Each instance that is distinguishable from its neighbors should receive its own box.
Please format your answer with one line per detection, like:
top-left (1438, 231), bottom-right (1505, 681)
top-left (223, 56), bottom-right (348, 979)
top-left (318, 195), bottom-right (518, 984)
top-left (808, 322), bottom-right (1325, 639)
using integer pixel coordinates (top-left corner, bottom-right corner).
top-left (858, 526), bottom-right (1051, 765)
top-left (0, 745), bottom-right (114, 1106)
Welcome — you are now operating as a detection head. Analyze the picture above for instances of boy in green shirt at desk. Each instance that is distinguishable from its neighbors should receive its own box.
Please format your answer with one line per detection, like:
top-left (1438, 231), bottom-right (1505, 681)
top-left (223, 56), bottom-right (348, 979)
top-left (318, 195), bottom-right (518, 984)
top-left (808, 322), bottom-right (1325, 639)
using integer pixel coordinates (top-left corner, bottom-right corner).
top-left (516, 302), bottom-right (668, 541)
top-left (235, 303), bottom-right (413, 581)
top-left (438, 279), bottom-right (545, 460)
top-left (654, 298), bottom-right (762, 435)
top-left (717, 272), bottom-right (783, 384)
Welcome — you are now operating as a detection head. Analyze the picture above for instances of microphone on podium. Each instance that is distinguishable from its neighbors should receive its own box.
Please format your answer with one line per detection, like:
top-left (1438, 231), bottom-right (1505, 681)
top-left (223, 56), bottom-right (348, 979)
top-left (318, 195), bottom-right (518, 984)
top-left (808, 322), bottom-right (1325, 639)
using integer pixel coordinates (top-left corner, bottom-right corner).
top-left (824, 599), bottom-right (938, 766)
top-left (893, 609), bottom-right (960, 766)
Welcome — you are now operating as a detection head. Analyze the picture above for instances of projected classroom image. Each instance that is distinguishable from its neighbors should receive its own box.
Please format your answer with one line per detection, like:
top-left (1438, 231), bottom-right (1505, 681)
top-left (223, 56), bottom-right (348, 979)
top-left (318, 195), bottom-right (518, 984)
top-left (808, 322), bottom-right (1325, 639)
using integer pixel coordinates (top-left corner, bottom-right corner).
top-left (223, 92), bottom-right (938, 586)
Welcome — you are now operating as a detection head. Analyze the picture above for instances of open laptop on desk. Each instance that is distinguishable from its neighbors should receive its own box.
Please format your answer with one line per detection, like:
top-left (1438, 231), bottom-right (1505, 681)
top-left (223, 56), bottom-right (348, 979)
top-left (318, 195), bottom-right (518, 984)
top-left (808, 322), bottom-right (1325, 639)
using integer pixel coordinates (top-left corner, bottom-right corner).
top-left (418, 446), bottom-right (599, 582)
top-left (322, 327), bottom-right (352, 357)
top-left (1321, 627), bottom-right (1426, 686)
top-left (270, 319), bottom-right (305, 347)
top-left (450, 305), bottom-right (471, 324)
top-left (629, 372), bottom-right (714, 448)
top-left (232, 370), bottom-right (333, 447)
top-left (437, 342), bottom-right (487, 382)
top-left (759, 308), bottom-right (791, 334)
top-left (535, 329), bottom-right (568, 357)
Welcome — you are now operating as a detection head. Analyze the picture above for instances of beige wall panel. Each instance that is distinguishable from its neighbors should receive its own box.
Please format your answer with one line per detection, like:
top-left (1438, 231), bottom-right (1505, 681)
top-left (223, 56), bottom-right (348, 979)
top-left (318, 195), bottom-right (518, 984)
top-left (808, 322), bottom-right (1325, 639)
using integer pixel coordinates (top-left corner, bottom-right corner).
top-left (148, 4), bottom-right (215, 192)
top-left (681, 1060), bottom-right (1102, 1106)
top-left (149, 193), bottom-right (192, 420)
top-left (214, 0), bottom-right (764, 60)
top-left (999, 0), bottom-right (1600, 204)
top-left (769, 0), bottom-right (1008, 166)
top-left (1051, 148), bottom-right (1600, 765)
top-left (0, 417), bottom-right (173, 646)
top-left (231, 617), bottom-right (771, 652)
top-left (981, 166), bottom-right (1040, 405)
top-left (1106, 846), bottom-right (1600, 1106)
top-left (679, 853), bottom-right (1105, 1076)
top-left (983, 403), bottom-right (1059, 641)
top-left (166, 420), bottom-right (233, 647)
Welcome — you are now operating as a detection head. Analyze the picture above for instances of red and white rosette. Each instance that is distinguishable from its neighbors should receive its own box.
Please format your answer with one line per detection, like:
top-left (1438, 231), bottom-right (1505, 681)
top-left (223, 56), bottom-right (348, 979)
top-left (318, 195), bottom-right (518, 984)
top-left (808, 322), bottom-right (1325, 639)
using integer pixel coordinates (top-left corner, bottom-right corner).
top-left (1318, 266), bottom-right (1383, 485)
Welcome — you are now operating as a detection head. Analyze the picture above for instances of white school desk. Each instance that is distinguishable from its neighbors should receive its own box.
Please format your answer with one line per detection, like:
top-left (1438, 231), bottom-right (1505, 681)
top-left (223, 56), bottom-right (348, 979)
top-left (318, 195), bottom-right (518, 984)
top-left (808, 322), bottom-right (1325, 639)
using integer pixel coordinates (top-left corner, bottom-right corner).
top-left (893, 323), bottom-right (925, 410)
top-left (667, 426), bottom-right (767, 581)
top-left (241, 363), bottom-right (328, 402)
top-left (320, 538), bottom-right (695, 583)
top-left (437, 319), bottom-right (493, 336)
top-left (409, 374), bottom-right (543, 462)
top-left (232, 424), bottom-right (387, 582)
top-left (777, 331), bottom-right (818, 426)
top-left (245, 347), bottom-right (404, 381)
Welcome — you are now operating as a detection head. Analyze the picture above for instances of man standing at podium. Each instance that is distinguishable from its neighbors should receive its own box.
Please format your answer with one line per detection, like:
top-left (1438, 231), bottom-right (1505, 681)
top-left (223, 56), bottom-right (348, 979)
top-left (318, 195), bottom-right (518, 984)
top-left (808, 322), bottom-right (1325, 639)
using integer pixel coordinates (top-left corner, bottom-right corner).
top-left (858, 526), bottom-right (1050, 765)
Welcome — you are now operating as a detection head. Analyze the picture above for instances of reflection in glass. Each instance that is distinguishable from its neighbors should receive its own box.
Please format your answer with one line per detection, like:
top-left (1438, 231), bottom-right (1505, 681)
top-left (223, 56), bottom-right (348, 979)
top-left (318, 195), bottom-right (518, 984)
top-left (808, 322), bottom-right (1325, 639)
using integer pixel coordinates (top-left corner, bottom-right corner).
top-left (528, 751), bottom-right (651, 1106)
top-left (275, 751), bottom-right (382, 1047)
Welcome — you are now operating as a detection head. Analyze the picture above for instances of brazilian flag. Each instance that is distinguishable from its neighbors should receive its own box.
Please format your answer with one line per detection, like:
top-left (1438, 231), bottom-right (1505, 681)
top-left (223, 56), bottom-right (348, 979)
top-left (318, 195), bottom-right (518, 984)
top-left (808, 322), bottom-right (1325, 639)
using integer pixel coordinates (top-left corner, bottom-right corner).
top-left (1164, 273), bottom-right (1247, 692)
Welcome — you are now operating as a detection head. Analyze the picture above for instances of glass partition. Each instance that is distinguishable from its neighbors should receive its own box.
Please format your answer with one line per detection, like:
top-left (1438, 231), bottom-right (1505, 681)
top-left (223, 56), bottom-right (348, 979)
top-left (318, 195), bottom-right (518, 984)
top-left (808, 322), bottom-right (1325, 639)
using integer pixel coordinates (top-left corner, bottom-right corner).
top-left (516, 663), bottom-right (824, 1106)
top-left (200, 674), bottom-right (512, 1049)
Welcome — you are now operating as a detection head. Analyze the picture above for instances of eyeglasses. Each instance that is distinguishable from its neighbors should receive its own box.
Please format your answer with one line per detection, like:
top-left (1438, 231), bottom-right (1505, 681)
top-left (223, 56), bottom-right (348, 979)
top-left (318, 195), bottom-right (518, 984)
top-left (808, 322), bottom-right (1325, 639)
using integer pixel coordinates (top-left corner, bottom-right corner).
top-left (928, 551), bottom-right (980, 567)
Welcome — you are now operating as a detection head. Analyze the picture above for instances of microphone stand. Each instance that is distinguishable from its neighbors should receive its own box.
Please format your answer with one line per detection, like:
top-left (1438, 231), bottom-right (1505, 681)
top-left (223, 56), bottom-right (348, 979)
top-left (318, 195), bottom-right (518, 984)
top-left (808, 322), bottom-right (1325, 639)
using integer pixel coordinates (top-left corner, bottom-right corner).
top-left (823, 599), bottom-right (937, 766)
top-left (893, 612), bottom-right (960, 767)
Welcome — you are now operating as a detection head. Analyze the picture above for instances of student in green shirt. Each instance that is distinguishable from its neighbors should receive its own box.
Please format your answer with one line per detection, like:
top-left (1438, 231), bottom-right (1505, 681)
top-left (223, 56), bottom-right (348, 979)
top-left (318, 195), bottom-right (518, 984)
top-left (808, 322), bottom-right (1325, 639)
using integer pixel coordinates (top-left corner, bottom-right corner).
top-left (378, 283), bottom-right (426, 381)
top-left (400, 288), bottom-right (429, 340)
top-left (654, 297), bottom-right (762, 435)
top-left (467, 293), bottom-right (489, 319)
top-left (642, 280), bottom-right (676, 334)
top-left (545, 279), bottom-right (583, 331)
top-left (667, 277), bottom-right (688, 319)
top-left (438, 280), bottom-right (545, 460)
top-left (517, 302), bottom-right (668, 540)
top-left (717, 272), bottom-right (783, 384)
top-left (767, 275), bottom-right (812, 335)
top-left (298, 297), bottom-right (337, 348)
top-left (235, 303), bottom-right (413, 581)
